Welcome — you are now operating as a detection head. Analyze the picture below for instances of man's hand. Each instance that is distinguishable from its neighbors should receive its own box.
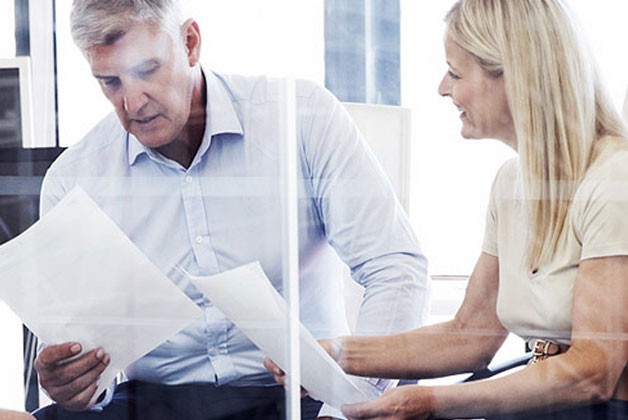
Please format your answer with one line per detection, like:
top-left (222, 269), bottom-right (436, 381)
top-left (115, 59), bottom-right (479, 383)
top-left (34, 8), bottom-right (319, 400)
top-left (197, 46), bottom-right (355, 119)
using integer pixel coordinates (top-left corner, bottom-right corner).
top-left (263, 357), bottom-right (309, 397)
top-left (263, 359), bottom-right (342, 419)
top-left (263, 357), bottom-right (287, 387)
top-left (263, 338), bottom-right (345, 397)
top-left (35, 342), bottom-right (110, 411)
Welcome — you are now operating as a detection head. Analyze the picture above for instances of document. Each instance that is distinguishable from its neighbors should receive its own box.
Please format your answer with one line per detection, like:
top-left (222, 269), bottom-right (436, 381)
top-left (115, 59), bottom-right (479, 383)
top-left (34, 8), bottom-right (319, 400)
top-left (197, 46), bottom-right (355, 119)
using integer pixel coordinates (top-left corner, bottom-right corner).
top-left (185, 262), bottom-right (381, 410)
top-left (0, 186), bottom-right (203, 405)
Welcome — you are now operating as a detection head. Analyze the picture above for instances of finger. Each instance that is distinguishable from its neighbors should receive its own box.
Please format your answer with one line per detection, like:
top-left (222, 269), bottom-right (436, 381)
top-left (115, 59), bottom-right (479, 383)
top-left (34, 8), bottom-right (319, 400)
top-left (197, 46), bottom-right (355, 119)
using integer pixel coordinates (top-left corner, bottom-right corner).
top-left (263, 357), bottom-right (283, 375)
top-left (38, 349), bottom-right (110, 399)
top-left (45, 357), bottom-right (107, 404)
top-left (60, 381), bottom-right (99, 412)
top-left (38, 348), bottom-right (109, 389)
top-left (35, 342), bottom-right (82, 369)
top-left (263, 357), bottom-right (287, 385)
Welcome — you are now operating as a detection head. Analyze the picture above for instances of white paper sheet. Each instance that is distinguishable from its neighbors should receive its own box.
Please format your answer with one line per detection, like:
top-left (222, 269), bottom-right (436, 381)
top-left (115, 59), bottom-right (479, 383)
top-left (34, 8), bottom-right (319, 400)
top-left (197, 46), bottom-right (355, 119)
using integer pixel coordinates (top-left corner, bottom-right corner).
top-left (185, 262), bottom-right (381, 410)
top-left (0, 186), bottom-right (203, 405)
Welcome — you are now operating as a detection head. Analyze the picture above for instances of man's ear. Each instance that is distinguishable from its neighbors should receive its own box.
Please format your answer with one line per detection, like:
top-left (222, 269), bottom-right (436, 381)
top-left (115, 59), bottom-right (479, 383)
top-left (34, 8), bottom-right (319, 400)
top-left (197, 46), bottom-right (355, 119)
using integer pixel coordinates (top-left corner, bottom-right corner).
top-left (182, 18), bottom-right (201, 66)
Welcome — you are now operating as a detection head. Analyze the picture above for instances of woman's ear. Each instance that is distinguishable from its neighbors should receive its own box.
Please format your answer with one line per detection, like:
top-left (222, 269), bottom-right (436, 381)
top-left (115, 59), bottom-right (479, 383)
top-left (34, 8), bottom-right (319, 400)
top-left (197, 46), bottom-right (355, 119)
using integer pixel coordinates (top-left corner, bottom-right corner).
top-left (182, 18), bottom-right (201, 66)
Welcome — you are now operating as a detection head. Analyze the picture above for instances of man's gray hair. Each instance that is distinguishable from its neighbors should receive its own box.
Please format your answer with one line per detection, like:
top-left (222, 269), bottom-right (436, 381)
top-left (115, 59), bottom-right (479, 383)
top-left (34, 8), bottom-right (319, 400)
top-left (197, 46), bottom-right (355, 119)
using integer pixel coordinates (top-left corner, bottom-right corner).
top-left (70, 0), bottom-right (184, 51)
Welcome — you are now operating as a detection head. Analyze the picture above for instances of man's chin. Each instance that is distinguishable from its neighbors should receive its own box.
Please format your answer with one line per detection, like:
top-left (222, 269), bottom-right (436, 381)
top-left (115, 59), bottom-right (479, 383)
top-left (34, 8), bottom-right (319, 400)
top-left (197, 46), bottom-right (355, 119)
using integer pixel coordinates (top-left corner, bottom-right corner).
top-left (131, 132), bottom-right (172, 149)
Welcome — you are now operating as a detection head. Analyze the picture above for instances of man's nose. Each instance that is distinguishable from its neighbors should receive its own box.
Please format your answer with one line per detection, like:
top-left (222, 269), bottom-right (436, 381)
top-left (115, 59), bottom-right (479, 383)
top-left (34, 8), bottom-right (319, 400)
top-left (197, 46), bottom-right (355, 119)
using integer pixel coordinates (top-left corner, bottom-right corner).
top-left (123, 87), bottom-right (149, 115)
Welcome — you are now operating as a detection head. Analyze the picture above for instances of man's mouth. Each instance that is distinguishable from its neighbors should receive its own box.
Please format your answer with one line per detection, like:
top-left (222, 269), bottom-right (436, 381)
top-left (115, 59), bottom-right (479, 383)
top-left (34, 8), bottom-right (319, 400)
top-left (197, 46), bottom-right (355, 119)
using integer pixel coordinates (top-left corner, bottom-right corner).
top-left (134, 115), bottom-right (159, 124)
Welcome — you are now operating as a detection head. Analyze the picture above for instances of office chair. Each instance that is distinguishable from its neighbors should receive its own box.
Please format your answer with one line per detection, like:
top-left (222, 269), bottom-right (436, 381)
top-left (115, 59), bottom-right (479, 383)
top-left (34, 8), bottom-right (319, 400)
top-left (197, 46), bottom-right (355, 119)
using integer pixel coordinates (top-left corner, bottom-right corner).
top-left (462, 352), bottom-right (532, 382)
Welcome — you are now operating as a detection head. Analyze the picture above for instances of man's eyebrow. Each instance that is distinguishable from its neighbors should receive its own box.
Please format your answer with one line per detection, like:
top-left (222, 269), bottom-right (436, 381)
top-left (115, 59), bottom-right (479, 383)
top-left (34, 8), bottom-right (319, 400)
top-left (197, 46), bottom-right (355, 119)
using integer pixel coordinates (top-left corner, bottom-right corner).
top-left (92, 59), bottom-right (161, 79)
top-left (129, 59), bottom-right (161, 73)
top-left (93, 73), bottom-right (117, 80)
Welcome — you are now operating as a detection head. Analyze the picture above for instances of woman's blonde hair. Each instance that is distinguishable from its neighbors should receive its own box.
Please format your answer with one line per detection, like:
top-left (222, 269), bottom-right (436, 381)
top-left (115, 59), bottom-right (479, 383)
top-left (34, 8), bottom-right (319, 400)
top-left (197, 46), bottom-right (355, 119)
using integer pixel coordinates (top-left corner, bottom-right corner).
top-left (445, 0), bottom-right (627, 268)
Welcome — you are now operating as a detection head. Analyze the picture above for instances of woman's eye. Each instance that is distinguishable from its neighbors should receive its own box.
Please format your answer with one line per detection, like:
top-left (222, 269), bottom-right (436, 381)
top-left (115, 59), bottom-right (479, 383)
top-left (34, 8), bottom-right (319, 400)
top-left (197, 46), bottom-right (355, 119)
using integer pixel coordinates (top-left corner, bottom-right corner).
top-left (448, 70), bottom-right (460, 80)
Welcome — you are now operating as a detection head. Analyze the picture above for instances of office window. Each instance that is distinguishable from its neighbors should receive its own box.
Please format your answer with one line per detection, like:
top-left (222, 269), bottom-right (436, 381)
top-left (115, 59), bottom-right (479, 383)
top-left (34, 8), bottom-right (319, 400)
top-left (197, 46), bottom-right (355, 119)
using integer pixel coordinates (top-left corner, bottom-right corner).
top-left (325, 0), bottom-right (400, 105)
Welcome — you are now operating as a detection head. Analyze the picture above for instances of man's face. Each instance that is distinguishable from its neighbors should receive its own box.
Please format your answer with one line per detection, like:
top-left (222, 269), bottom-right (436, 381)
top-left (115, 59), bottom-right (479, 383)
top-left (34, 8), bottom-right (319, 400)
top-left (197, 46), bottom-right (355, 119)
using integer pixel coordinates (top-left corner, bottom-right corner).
top-left (85, 23), bottom-right (196, 149)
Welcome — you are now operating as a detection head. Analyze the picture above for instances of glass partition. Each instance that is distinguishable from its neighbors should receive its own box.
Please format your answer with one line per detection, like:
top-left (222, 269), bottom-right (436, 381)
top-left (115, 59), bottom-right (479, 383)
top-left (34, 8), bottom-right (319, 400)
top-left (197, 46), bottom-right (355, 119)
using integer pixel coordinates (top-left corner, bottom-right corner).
top-left (1, 0), bottom-right (628, 418)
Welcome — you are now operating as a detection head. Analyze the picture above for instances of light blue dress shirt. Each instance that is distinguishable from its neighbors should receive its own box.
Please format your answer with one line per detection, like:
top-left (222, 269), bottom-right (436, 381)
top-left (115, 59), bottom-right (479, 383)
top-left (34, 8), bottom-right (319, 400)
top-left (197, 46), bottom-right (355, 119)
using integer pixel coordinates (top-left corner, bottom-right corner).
top-left (40, 71), bottom-right (428, 396)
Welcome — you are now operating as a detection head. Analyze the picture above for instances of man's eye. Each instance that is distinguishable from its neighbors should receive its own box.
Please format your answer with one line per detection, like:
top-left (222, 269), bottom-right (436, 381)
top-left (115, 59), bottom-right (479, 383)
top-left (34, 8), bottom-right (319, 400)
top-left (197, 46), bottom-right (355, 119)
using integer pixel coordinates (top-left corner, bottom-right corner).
top-left (137, 67), bottom-right (158, 78)
top-left (101, 78), bottom-right (121, 89)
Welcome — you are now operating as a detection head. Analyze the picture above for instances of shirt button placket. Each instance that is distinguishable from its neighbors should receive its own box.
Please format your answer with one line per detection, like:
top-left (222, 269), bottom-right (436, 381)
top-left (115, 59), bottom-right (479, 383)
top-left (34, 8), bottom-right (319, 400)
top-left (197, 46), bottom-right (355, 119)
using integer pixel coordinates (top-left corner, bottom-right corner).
top-left (181, 171), bottom-right (216, 269)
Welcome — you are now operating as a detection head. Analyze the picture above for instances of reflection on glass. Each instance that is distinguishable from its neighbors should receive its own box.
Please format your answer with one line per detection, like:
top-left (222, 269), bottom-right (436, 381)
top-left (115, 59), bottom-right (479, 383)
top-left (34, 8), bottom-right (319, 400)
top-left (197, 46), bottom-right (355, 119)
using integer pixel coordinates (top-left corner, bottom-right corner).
top-left (0, 68), bottom-right (22, 148)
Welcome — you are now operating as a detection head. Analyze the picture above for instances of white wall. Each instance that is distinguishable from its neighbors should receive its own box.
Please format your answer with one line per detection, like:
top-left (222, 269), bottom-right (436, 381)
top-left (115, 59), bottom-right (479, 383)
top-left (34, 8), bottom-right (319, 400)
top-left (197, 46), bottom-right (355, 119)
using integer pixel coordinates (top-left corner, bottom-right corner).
top-left (0, 0), bottom-right (15, 58)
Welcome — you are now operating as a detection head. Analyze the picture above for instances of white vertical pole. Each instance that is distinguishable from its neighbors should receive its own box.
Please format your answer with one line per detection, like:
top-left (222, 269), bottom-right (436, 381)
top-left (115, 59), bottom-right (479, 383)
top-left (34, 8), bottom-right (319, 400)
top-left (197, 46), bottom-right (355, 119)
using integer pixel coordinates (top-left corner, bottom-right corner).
top-left (364, 0), bottom-right (375, 104)
top-left (0, 302), bottom-right (25, 410)
top-left (279, 77), bottom-right (301, 420)
top-left (28, 0), bottom-right (56, 147)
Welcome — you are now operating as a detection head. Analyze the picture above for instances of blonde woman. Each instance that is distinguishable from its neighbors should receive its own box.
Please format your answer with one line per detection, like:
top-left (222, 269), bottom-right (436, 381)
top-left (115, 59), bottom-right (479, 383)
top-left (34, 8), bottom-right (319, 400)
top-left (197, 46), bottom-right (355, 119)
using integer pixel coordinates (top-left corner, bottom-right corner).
top-left (0, 409), bottom-right (34, 420)
top-left (267, 0), bottom-right (628, 418)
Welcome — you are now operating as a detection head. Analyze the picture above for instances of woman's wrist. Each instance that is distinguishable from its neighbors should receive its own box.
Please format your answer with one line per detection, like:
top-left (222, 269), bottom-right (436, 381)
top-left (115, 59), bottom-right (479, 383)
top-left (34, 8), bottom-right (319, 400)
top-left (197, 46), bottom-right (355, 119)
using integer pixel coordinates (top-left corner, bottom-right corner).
top-left (335, 335), bottom-right (386, 376)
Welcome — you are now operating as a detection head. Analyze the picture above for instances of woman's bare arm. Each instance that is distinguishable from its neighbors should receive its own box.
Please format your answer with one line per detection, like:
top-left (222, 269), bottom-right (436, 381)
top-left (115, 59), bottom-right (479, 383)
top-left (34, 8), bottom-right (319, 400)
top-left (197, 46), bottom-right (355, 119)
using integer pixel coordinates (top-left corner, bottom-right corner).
top-left (333, 252), bottom-right (508, 379)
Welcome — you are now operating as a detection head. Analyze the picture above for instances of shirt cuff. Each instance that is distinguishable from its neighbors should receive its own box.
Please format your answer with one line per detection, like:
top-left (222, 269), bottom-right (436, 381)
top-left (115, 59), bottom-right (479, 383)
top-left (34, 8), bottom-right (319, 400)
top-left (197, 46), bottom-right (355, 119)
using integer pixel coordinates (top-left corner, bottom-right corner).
top-left (89, 380), bottom-right (116, 411)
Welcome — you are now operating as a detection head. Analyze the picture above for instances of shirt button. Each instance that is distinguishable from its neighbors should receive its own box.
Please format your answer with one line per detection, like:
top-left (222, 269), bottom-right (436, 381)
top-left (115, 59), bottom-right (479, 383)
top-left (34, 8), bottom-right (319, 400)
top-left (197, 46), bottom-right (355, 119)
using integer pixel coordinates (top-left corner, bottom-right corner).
top-left (209, 347), bottom-right (219, 356)
top-left (185, 175), bottom-right (193, 183)
top-left (195, 235), bottom-right (203, 244)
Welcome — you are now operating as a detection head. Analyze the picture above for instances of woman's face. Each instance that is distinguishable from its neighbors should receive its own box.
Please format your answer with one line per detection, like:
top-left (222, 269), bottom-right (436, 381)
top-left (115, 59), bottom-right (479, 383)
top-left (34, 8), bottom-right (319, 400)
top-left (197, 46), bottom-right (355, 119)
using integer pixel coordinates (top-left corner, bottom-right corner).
top-left (438, 34), bottom-right (515, 146)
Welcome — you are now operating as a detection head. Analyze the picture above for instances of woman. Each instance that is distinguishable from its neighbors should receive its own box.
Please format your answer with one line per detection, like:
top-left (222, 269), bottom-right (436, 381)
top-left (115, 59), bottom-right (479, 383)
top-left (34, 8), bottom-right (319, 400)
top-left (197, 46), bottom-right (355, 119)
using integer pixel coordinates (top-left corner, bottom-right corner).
top-left (267, 0), bottom-right (628, 418)
top-left (0, 409), bottom-right (35, 420)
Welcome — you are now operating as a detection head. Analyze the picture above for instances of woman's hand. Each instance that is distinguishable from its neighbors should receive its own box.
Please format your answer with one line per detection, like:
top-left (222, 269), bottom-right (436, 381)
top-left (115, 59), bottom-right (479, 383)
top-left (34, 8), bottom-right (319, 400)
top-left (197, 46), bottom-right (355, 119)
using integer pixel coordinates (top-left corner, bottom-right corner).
top-left (341, 385), bottom-right (435, 420)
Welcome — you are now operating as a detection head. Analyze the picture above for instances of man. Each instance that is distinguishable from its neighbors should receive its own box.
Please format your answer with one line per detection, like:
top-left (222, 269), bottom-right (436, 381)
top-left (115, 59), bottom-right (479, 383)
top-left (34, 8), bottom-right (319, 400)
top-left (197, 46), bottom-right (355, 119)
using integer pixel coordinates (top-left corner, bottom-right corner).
top-left (33, 1), bottom-right (429, 419)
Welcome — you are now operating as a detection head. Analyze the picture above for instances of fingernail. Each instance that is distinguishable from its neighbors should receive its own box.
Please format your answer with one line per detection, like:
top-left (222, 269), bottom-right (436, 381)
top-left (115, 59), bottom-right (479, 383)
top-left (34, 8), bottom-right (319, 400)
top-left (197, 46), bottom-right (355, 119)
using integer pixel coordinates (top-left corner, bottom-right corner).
top-left (102, 354), bottom-right (110, 365)
top-left (96, 349), bottom-right (104, 359)
top-left (70, 343), bottom-right (81, 353)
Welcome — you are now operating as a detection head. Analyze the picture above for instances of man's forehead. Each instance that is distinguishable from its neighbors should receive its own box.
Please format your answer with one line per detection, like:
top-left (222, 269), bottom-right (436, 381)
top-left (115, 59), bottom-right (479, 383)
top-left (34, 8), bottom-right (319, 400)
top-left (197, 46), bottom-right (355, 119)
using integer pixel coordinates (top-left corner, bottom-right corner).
top-left (86, 23), bottom-right (169, 56)
top-left (86, 27), bottom-right (170, 74)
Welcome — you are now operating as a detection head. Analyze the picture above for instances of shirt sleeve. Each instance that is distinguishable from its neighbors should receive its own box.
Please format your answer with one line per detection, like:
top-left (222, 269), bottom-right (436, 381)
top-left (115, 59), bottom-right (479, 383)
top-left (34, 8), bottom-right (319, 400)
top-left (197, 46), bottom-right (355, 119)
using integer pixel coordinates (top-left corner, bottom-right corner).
top-left (481, 166), bottom-right (501, 257)
top-left (39, 165), bottom-right (70, 217)
top-left (571, 152), bottom-right (628, 260)
top-left (298, 81), bottom-right (429, 336)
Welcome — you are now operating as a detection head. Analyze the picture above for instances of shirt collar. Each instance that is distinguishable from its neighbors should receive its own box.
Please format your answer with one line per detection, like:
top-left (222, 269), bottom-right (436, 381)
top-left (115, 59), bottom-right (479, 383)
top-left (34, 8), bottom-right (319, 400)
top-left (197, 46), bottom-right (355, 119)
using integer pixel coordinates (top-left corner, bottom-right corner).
top-left (127, 68), bottom-right (244, 166)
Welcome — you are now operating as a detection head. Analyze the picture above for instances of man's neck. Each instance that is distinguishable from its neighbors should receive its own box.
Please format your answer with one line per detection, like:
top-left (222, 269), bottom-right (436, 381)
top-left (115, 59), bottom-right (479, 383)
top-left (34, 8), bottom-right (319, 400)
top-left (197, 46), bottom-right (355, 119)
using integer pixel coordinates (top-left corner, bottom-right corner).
top-left (157, 69), bottom-right (207, 168)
